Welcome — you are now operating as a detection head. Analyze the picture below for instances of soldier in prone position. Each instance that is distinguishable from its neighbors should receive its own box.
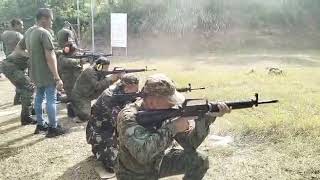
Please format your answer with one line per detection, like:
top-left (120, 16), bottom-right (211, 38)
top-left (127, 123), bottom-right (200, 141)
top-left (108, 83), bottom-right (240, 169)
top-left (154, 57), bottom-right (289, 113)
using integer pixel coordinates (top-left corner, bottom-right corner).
top-left (70, 57), bottom-right (122, 122)
top-left (86, 74), bottom-right (139, 173)
top-left (116, 74), bottom-right (231, 180)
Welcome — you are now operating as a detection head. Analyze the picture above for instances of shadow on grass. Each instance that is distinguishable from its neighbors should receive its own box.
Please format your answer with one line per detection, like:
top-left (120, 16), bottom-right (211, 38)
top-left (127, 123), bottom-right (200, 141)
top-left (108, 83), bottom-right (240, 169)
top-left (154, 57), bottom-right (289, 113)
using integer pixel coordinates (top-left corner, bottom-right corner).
top-left (56, 156), bottom-right (100, 180)
top-left (0, 133), bottom-right (34, 147)
top-left (0, 102), bottom-right (14, 110)
top-left (0, 137), bottom-right (46, 160)
top-left (0, 124), bottom-right (22, 134)
top-left (0, 117), bottom-right (19, 127)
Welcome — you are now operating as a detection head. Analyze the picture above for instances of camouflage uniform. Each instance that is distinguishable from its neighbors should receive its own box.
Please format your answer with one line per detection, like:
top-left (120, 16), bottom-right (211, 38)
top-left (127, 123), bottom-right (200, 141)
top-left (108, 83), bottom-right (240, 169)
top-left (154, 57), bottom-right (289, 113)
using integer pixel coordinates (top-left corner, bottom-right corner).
top-left (116, 74), bottom-right (213, 180)
top-left (1, 30), bottom-right (24, 104)
top-left (71, 66), bottom-right (114, 121)
top-left (58, 55), bottom-right (82, 99)
top-left (56, 25), bottom-right (82, 100)
top-left (2, 55), bottom-right (35, 124)
top-left (86, 74), bottom-right (139, 171)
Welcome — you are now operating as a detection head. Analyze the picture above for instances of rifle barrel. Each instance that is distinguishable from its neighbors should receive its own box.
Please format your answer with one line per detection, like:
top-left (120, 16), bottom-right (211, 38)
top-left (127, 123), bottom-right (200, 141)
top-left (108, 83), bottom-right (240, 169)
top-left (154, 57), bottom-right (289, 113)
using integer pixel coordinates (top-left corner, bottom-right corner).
top-left (258, 100), bottom-right (279, 105)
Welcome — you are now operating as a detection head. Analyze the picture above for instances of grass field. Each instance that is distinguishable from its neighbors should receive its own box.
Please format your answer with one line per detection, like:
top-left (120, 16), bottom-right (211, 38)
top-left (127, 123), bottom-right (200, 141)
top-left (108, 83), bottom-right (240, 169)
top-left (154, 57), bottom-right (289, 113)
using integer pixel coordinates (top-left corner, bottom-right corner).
top-left (0, 52), bottom-right (319, 180)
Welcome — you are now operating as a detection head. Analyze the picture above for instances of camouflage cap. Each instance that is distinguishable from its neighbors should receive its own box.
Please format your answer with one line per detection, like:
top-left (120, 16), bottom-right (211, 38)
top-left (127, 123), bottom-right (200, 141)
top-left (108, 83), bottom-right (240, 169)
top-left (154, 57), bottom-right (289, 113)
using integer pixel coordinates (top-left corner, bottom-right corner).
top-left (120, 74), bottom-right (139, 85)
top-left (142, 74), bottom-right (185, 105)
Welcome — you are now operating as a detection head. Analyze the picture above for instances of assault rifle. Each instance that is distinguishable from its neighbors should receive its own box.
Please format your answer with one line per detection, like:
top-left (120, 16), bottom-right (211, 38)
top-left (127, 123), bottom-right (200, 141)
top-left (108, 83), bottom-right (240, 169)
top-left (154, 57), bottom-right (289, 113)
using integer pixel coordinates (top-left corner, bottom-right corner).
top-left (67, 52), bottom-right (113, 61)
top-left (111, 83), bottom-right (206, 103)
top-left (106, 66), bottom-right (156, 74)
top-left (176, 83), bottom-right (205, 92)
top-left (136, 93), bottom-right (279, 128)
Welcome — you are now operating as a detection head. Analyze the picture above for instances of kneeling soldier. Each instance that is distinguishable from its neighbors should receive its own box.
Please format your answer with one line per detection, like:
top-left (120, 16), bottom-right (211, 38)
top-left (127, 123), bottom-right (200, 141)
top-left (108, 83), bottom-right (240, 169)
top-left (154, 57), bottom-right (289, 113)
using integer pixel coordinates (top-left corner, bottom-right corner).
top-left (116, 74), bottom-right (231, 180)
top-left (70, 57), bottom-right (122, 122)
top-left (86, 74), bottom-right (139, 173)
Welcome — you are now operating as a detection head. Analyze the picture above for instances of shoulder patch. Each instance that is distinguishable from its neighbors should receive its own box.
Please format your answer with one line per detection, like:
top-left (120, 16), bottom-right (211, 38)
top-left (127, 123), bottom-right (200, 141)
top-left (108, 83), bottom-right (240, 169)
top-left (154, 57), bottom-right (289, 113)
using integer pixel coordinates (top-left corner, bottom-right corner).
top-left (133, 126), bottom-right (150, 140)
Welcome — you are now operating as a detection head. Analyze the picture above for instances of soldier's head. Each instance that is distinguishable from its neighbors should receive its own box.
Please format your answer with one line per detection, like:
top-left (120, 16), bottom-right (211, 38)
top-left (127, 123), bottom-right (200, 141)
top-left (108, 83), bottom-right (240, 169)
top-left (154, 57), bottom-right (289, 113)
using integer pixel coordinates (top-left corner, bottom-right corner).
top-left (36, 8), bottom-right (53, 29)
top-left (95, 57), bottom-right (110, 72)
top-left (120, 74), bottom-right (139, 93)
top-left (142, 74), bottom-right (185, 110)
top-left (62, 41), bottom-right (77, 55)
top-left (10, 18), bottom-right (24, 32)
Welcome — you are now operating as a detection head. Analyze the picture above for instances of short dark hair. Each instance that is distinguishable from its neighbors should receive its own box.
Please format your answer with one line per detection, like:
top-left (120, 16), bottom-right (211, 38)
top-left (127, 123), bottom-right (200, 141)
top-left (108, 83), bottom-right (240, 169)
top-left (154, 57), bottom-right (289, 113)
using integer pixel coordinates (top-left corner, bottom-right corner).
top-left (36, 8), bottom-right (53, 21)
top-left (10, 18), bottom-right (22, 28)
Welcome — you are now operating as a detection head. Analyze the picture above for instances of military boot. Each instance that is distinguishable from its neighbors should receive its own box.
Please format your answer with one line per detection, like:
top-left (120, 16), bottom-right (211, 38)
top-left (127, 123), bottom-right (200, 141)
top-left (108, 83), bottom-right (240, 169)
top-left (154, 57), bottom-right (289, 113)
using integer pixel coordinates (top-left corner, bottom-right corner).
top-left (67, 102), bottom-right (76, 118)
top-left (21, 106), bottom-right (37, 125)
top-left (13, 92), bottom-right (21, 105)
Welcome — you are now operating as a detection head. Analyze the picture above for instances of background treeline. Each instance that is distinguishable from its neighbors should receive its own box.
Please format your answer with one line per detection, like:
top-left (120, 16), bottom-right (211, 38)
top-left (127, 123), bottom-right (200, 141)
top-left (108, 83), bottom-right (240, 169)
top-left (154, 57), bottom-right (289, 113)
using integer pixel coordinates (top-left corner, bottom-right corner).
top-left (1, 0), bottom-right (320, 52)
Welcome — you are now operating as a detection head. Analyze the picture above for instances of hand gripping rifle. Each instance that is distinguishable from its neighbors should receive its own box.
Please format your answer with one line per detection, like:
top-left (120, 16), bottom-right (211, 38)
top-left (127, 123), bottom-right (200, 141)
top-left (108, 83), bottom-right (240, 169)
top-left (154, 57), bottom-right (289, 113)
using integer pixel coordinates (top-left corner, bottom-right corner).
top-left (136, 93), bottom-right (279, 128)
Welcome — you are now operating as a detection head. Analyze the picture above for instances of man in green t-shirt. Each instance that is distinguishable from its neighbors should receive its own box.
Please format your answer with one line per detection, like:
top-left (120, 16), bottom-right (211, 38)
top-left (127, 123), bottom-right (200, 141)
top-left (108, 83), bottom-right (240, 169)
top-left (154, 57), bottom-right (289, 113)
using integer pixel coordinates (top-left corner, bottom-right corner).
top-left (1, 18), bottom-right (24, 105)
top-left (17, 8), bottom-right (65, 137)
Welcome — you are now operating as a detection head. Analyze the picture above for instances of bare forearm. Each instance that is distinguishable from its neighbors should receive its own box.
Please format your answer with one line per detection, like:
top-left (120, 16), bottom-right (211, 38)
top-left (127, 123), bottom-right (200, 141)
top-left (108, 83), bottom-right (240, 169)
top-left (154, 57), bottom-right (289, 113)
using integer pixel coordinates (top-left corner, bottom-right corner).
top-left (45, 50), bottom-right (60, 80)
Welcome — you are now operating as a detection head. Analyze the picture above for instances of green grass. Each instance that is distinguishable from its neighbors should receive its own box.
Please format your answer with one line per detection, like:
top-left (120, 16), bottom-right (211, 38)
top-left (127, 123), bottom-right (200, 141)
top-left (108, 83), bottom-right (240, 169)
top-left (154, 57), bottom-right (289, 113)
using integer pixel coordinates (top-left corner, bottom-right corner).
top-left (0, 53), bottom-right (319, 179)
top-left (114, 55), bottom-right (320, 140)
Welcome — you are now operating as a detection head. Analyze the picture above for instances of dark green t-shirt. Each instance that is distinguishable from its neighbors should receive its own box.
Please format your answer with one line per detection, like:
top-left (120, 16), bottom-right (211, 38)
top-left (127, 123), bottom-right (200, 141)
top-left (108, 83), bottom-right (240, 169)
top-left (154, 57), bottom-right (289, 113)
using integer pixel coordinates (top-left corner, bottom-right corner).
top-left (20, 26), bottom-right (55, 87)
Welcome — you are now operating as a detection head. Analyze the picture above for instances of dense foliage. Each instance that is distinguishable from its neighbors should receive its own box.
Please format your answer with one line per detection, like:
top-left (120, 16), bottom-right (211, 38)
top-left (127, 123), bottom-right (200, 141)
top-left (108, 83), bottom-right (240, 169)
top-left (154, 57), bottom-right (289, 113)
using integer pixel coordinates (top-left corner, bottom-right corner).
top-left (1, 0), bottom-right (320, 42)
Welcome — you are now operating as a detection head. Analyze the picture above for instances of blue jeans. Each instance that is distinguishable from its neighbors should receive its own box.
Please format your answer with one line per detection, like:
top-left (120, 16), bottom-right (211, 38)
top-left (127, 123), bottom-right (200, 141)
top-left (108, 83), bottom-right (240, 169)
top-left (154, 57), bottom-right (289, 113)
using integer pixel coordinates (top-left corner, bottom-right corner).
top-left (35, 85), bottom-right (58, 128)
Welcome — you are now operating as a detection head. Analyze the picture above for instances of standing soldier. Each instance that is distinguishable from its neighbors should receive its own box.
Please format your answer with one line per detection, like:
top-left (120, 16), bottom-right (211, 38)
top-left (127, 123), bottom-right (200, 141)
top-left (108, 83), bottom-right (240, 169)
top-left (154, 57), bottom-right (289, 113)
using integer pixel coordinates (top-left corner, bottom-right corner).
top-left (2, 53), bottom-right (36, 125)
top-left (86, 74), bottom-right (139, 173)
top-left (69, 57), bottom-right (122, 122)
top-left (116, 74), bottom-right (231, 180)
top-left (1, 18), bottom-right (24, 105)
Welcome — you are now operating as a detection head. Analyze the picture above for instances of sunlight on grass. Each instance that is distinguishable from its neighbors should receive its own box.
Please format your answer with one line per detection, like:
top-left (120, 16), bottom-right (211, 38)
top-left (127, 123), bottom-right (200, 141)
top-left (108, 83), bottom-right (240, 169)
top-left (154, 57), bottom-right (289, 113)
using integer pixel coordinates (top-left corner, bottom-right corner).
top-left (114, 57), bottom-right (320, 139)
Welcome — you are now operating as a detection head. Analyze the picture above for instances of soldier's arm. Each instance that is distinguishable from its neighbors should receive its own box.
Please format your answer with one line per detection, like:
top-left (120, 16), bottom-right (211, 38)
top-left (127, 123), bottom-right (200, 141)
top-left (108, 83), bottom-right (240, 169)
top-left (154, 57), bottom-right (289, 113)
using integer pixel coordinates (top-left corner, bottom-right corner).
top-left (174, 115), bottom-right (216, 150)
top-left (93, 75), bottom-right (114, 92)
top-left (10, 37), bottom-right (28, 58)
top-left (59, 56), bottom-right (81, 69)
top-left (118, 108), bottom-right (178, 164)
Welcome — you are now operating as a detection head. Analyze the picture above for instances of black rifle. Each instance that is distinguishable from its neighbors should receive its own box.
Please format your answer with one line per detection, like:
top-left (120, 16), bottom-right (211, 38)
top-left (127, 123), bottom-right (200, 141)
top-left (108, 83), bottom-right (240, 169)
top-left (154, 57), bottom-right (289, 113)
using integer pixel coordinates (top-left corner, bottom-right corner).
top-left (112, 83), bottom-right (205, 102)
top-left (176, 83), bottom-right (206, 92)
top-left (67, 52), bottom-right (113, 62)
top-left (106, 66), bottom-right (156, 74)
top-left (136, 93), bottom-right (278, 128)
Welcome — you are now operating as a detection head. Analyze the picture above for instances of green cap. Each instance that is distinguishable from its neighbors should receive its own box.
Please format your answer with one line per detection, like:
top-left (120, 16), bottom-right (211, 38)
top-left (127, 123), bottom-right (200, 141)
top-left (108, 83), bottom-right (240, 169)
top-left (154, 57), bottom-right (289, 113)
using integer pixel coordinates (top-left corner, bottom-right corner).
top-left (142, 74), bottom-right (185, 105)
